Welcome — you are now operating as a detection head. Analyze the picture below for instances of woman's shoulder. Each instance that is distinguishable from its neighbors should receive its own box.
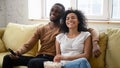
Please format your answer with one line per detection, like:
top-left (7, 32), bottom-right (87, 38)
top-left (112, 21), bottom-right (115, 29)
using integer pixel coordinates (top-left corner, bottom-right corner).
top-left (82, 31), bottom-right (90, 34)
top-left (56, 33), bottom-right (65, 37)
top-left (81, 31), bottom-right (91, 36)
top-left (56, 33), bottom-right (66, 42)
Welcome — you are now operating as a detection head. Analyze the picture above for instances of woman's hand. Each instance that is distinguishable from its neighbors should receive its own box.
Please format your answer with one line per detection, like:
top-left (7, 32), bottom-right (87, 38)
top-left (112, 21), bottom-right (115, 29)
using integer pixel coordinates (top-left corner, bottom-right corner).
top-left (54, 54), bottom-right (62, 62)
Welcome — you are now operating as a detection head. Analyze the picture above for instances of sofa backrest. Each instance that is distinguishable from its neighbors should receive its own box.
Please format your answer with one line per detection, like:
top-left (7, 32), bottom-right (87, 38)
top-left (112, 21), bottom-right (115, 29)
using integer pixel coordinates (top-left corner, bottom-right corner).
top-left (106, 28), bottom-right (120, 68)
top-left (0, 28), bottom-right (6, 52)
top-left (0, 28), bottom-right (5, 38)
top-left (89, 32), bottom-right (107, 68)
top-left (2, 23), bottom-right (43, 56)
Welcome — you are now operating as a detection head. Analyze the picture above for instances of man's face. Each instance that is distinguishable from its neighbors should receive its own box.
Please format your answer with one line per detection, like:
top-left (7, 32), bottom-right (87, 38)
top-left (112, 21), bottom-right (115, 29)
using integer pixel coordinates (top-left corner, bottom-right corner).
top-left (50, 5), bottom-right (63, 22)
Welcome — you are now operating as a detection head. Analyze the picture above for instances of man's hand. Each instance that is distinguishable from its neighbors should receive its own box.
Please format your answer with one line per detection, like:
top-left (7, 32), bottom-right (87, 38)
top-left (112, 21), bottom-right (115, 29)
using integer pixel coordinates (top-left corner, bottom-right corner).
top-left (92, 41), bottom-right (101, 58)
top-left (9, 51), bottom-right (21, 59)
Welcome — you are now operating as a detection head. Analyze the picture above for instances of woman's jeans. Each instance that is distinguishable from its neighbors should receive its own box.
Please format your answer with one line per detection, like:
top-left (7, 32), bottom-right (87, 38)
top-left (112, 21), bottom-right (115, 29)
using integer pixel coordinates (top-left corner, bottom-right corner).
top-left (63, 58), bottom-right (91, 68)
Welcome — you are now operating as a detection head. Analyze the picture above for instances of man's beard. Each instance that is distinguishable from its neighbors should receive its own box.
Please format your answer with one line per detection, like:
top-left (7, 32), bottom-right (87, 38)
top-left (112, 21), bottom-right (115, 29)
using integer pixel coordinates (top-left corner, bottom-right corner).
top-left (51, 17), bottom-right (61, 24)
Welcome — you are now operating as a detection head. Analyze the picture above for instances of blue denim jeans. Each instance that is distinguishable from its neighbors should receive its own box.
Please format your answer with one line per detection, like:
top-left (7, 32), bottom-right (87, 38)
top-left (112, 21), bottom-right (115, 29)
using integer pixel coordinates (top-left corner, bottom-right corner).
top-left (63, 58), bottom-right (91, 68)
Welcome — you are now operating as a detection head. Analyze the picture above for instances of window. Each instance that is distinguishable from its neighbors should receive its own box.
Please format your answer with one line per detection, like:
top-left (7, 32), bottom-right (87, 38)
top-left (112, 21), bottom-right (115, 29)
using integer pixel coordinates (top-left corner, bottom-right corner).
top-left (28, 0), bottom-right (42, 19)
top-left (111, 0), bottom-right (120, 20)
top-left (77, 0), bottom-right (107, 20)
top-left (28, 0), bottom-right (120, 21)
top-left (45, 0), bottom-right (71, 18)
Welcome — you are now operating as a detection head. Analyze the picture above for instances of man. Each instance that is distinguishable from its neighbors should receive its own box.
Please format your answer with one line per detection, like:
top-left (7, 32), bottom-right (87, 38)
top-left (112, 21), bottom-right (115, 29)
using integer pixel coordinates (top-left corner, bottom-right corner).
top-left (2, 3), bottom-right (65, 68)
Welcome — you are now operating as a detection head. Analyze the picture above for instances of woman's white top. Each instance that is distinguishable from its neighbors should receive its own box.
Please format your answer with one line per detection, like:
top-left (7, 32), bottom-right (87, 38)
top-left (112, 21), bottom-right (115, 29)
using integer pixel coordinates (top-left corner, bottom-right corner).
top-left (56, 31), bottom-right (90, 65)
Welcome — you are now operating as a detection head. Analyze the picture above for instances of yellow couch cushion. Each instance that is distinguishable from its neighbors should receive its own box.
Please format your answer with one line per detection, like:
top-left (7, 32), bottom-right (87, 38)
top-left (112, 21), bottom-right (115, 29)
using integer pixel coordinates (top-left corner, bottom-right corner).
top-left (0, 52), bottom-right (9, 67)
top-left (0, 28), bottom-right (5, 38)
top-left (106, 28), bottom-right (120, 68)
top-left (90, 32), bottom-right (107, 68)
top-left (2, 23), bottom-right (40, 56)
top-left (0, 28), bottom-right (6, 52)
top-left (0, 39), bottom-right (6, 52)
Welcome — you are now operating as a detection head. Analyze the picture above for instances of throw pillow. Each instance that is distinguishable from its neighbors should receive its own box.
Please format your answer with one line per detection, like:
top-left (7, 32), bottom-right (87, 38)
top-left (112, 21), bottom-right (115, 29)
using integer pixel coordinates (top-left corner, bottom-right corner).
top-left (89, 32), bottom-right (107, 68)
top-left (2, 23), bottom-right (41, 56)
top-left (106, 28), bottom-right (120, 68)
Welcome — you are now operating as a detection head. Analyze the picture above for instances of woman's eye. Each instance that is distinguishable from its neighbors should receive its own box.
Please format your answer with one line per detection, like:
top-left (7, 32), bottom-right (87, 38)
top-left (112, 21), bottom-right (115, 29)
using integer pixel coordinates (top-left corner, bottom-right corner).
top-left (66, 18), bottom-right (69, 20)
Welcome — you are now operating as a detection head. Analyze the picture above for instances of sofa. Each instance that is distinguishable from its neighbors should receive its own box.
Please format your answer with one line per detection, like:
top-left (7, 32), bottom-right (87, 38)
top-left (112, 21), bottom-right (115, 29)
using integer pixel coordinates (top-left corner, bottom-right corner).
top-left (0, 23), bottom-right (42, 68)
top-left (0, 23), bottom-right (120, 68)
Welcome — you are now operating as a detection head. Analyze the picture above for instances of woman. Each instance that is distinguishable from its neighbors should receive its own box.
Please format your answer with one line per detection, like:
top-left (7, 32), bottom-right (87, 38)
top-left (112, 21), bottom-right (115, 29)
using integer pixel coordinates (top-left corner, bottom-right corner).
top-left (54, 9), bottom-right (92, 68)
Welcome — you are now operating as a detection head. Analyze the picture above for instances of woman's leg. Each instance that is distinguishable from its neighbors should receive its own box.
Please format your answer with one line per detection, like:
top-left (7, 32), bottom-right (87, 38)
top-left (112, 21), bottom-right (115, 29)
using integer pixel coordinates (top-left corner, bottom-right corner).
top-left (64, 58), bottom-right (91, 68)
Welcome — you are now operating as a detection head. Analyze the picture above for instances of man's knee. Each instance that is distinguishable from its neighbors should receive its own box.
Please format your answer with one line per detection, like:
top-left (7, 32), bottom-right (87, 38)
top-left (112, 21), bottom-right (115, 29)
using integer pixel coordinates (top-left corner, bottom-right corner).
top-left (3, 55), bottom-right (11, 61)
top-left (27, 58), bottom-right (44, 68)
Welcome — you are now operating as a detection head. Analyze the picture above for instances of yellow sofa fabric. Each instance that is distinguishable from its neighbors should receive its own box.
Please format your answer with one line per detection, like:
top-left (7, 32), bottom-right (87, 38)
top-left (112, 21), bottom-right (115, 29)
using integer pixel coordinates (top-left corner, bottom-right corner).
top-left (0, 28), bottom-right (6, 53)
top-left (0, 23), bottom-right (42, 68)
top-left (0, 39), bottom-right (6, 53)
top-left (2, 23), bottom-right (39, 56)
top-left (0, 28), bottom-right (5, 38)
top-left (106, 28), bottom-right (120, 68)
top-left (90, 32), bottom-right (107, 68)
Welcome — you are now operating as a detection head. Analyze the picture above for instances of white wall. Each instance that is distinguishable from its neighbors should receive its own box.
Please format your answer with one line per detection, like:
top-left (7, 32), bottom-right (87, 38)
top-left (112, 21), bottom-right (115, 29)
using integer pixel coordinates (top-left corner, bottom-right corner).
top-left (5, 0), bottom-right (48, 25)
top-left (0, 0), bottom-right (6, 27)
top-left (5, 0), bottom-right (29, 25)
top-left (0, 0), bottom-right (43, 27)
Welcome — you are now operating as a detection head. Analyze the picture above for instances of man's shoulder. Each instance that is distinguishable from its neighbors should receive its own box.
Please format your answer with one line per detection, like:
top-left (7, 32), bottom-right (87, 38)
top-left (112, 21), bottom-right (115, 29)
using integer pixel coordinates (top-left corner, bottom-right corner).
top-left (37, 23), bottom-right (49, 29)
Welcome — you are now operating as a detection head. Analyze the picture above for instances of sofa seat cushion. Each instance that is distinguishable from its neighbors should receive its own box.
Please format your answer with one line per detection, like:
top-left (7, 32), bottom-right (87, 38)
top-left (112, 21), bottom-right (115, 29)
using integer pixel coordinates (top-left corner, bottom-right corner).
top-left (90, 32), bottom-right (107, 68)
top-left (0, 52), bottom-right (9, 68)
top-left (106, 28), bottom-right (120, 68)
top-left (2, 23), bottom-right (40, 56)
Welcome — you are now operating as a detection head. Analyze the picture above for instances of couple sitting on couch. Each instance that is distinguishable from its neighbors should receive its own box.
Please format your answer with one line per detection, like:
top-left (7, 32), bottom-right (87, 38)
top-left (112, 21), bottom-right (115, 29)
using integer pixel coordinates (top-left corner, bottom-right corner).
top-left (2, 3), bottom-right (100, 68)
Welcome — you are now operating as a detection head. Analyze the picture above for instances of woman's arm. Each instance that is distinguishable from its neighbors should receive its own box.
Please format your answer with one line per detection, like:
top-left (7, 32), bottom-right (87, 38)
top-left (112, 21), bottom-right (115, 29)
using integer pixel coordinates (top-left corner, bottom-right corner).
top-left (55, 40), bottom-right (61, 55)
top-left (54, 40), bottom-right (61, 62)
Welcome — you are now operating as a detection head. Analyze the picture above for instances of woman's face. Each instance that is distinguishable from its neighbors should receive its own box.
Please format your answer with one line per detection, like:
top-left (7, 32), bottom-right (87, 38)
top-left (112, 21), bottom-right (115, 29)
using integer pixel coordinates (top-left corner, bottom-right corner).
top-left (66, 13), bottom-right (79, 29)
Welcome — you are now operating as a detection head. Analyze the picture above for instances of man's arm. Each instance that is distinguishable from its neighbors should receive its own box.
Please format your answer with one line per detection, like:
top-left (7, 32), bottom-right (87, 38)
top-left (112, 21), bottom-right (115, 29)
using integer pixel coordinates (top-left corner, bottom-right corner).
top-left (88, 28), bottom-right (101, 58)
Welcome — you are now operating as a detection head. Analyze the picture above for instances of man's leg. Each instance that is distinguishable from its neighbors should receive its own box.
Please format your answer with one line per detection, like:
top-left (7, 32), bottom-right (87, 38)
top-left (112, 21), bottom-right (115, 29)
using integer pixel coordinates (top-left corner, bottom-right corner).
top-left (64, 58), bottom-right (91, 68)
top-left (28, 57), bottom-right (48, 68)
top-left (2, 54), bottom-right (34, 68)
top-left (28, 54), bottom-right (54, 68)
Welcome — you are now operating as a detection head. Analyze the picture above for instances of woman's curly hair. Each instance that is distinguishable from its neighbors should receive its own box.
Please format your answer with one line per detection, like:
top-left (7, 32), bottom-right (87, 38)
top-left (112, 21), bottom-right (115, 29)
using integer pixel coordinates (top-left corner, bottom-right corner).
top-left (60, 9), bottom-right (88, 33)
